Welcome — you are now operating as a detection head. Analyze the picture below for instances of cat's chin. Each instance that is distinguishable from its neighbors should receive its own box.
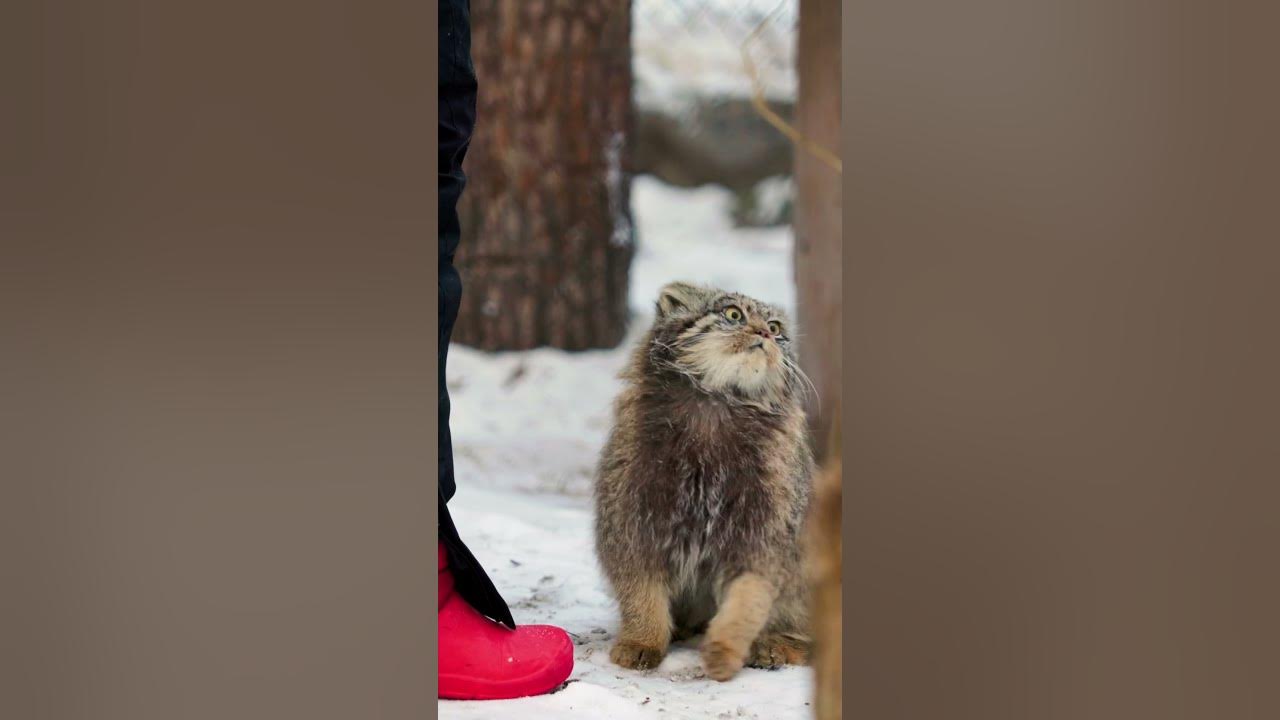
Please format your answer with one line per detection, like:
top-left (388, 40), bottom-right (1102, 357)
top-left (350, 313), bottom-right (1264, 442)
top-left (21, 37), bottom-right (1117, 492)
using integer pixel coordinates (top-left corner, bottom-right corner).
top-left (700, 361), bottom-right (787, 406)
top-left (669, 327), bottom-right (788, 406)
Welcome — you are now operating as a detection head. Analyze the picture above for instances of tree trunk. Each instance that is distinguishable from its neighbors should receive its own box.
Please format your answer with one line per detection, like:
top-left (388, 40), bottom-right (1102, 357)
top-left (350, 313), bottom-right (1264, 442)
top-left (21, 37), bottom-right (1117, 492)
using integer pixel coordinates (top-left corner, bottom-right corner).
top-left (795, 0), bottom-right (842, 457)
top-left (455, 0), bottom-right (634, 351)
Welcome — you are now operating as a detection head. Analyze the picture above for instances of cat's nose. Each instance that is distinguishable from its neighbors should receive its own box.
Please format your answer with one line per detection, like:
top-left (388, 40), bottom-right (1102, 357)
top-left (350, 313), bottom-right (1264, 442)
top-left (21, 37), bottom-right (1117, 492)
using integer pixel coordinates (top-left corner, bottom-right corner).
top-left (752, 326), bottom-right (772, 339)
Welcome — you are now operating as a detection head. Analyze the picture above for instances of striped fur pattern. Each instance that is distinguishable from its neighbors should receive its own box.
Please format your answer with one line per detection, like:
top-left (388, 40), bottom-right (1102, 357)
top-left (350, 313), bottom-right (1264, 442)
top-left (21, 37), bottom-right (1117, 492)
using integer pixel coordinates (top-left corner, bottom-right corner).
top-left (594, 282), bottom-right (815, 681)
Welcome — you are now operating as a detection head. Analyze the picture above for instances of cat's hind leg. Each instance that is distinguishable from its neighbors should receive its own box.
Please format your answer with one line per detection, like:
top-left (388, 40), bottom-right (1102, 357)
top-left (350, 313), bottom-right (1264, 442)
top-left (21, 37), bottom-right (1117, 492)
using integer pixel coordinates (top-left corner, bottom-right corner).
top-left (749, 631), bottom-right (810, 669)
top-left (749, 588), bottom-right (810, 668)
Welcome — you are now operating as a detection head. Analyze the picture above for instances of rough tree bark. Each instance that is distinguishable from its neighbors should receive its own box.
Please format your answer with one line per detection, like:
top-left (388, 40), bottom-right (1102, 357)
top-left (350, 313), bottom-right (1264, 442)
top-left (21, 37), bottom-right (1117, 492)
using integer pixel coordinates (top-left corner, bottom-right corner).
top-left (795, 0), bottom-right (842, 458)
top-left (455, 0), bottom-right (634, 351)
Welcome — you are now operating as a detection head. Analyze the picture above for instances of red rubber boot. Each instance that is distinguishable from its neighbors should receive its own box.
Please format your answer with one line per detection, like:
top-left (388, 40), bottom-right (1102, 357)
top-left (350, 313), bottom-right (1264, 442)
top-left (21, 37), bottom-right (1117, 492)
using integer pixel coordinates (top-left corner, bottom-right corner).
top-left (438, 543), bottom-right (574, 700)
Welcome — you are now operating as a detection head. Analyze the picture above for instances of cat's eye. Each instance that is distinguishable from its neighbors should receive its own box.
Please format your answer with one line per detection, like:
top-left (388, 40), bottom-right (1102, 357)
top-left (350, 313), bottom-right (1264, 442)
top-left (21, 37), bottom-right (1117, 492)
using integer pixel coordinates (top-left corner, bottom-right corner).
top-left (768, 321), bottom-right (784, 336)
top-left (723, 306), bottom-right (744, 322)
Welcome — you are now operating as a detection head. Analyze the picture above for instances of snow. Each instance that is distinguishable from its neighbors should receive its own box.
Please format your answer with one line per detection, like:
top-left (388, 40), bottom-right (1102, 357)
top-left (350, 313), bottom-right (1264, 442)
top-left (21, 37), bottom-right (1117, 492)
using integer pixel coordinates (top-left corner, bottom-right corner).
top-left (441, 176), bottom-right (809, 719)
top-left (441, 487), bottom-right (813, 720)
top-left (628, 178), bottom-right (795, 320)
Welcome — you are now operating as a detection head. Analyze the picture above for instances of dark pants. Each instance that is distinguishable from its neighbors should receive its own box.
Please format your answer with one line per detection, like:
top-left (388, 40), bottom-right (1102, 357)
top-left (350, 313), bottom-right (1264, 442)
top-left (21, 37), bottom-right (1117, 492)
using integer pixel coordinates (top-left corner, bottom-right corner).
top-left (439, 0), bottom-right (514, 629)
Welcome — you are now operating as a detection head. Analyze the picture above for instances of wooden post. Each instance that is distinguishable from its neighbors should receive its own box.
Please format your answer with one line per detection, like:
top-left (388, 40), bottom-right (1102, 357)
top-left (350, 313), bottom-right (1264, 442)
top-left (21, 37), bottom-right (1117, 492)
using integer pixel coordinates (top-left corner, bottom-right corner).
top-left (794, 0), bottom-right (843, 455)
top-left (796, 1), bottom-right (842, 718)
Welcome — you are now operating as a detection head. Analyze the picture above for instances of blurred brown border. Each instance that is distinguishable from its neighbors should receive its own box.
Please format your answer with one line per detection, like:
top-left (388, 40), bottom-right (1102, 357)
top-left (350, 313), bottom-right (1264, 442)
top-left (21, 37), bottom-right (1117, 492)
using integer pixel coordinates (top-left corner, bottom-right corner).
top-left (10, 1), bottom-right (1280, 719)
top-left (843, 3), bottom-right (1280, 719)
top-left (3, 2), bottom-right (440, 718)
top-left (427, 5), bottom-right (440, 714)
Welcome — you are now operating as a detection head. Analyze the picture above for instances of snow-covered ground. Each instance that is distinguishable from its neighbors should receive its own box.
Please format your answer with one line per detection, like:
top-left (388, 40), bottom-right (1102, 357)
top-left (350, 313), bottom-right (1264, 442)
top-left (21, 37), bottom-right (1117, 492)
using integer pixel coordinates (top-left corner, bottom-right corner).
top-left (441, 177), bottom-right (810, 719)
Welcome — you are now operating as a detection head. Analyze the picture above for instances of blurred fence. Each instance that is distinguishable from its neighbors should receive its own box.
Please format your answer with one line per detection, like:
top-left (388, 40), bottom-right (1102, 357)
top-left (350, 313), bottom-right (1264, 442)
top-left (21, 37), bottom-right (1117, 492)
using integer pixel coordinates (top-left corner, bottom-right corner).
top-left (631, 0), bottom-right (799, 224)
top-left (633, 0), bottom-right (797, 109)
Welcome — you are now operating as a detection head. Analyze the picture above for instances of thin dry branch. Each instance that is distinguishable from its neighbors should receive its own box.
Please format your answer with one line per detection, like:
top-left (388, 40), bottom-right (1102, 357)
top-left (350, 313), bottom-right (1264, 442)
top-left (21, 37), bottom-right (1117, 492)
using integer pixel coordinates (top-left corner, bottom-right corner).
top-left (741, 3), bottom-right (843, 174)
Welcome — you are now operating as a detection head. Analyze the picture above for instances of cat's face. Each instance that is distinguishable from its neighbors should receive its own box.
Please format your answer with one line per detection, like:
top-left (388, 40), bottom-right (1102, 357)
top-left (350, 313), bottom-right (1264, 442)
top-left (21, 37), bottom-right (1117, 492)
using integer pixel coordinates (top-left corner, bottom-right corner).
top-left (649, 282), bottom-right (799, 404)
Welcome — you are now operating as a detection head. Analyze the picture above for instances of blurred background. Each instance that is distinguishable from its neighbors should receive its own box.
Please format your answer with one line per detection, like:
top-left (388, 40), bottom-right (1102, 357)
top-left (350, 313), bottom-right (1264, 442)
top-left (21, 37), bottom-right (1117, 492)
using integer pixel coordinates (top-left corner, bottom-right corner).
top-left (443, 2), bottom-right (839, 718)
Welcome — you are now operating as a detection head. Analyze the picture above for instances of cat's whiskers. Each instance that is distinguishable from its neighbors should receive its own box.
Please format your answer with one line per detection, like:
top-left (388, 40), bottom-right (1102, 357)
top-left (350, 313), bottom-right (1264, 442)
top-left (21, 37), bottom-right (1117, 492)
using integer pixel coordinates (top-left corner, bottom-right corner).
top-left (782, 354), bottom-right (820, 411)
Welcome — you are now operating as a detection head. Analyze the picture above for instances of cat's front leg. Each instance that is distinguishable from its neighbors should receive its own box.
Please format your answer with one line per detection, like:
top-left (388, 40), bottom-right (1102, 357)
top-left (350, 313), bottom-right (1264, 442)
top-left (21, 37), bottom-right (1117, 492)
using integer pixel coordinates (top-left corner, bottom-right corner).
top-left (700, 572), bottom-right (777, 681)
top-left (609, 575), bottom-right (672, 670)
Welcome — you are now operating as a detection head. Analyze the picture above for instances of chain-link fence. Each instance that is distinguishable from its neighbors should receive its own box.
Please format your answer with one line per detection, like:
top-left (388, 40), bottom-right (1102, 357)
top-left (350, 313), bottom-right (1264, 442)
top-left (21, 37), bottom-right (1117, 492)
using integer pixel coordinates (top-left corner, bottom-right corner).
top-left (631, 0), bottom-right (799, 225)
top-left (634, 0), bottom-right (797, 111)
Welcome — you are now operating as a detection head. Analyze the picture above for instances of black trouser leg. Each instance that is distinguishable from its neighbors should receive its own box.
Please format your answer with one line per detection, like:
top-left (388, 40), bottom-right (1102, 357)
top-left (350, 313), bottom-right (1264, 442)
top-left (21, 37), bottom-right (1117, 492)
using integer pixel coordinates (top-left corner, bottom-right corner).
top-left (438, 0), bottom-right (514, 629)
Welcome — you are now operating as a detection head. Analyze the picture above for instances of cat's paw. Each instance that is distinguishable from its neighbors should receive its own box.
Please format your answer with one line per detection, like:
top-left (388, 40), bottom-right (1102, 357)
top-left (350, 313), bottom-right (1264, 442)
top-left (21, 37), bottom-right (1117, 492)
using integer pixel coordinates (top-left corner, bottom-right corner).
top-left (701, 638), bottom-right (746, 681)
top-left (748, 634), bottom-right (809, 669)
top-left (610, 640), bottom-right (666, 670)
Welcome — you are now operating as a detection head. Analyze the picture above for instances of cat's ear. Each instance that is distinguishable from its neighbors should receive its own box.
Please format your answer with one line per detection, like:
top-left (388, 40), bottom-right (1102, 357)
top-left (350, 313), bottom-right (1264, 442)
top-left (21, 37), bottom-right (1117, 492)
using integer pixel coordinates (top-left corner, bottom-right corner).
top-left (657, 282), bottom-right (705, 317)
